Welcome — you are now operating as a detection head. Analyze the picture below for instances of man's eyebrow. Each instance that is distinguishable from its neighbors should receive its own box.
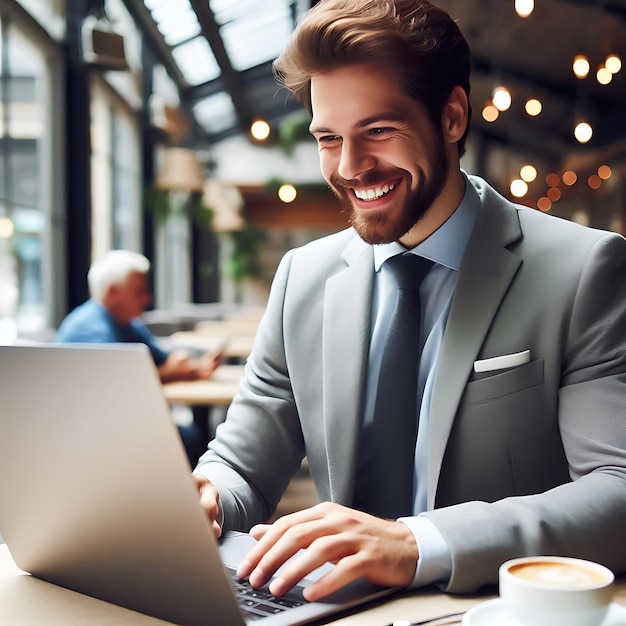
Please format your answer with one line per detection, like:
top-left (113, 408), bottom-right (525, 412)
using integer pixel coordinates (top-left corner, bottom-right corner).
top-left (356, 113), bottom-right (408, 127)
top-left (309, 112), bottom-right (408, 135)
top-left (309, 124), bottom-right (333, 135)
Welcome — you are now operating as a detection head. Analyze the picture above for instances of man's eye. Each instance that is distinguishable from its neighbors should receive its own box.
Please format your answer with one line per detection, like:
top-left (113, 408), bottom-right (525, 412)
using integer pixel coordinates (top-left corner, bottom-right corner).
top-left (317, 134), bottom-right (340, 143)
top-left (368, 127), bottom-right (389, 135)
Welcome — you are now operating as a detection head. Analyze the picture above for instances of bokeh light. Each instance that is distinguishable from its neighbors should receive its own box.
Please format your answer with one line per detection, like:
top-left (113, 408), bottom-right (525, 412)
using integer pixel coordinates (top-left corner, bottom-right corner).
top-left (520, 165), bottom-right (537, 182)
top-left (278, 183), bottom-right (297, 203)
top-left (510, 179), bottom-right (528, 197)
top-left (587, 175), bottom-right (601, 190)
top-left (250, 119), bottom-right (271, 141)
top-left (546, 173), bottom-right (560, 187)
top-left (537, 197), bottom-right (552, 212)
top-left (482, 103), bottom-right (499, 122)
top-left (493, 86), bottom-right (512, 111)
top-left (525, 99), bottom-right (542, 116)
top-left (574, 122), bottom-right (593, 144)
top-left (573, 55), bottom-right (590, 78)
top-left (562, 171), bottom-right (577, 186)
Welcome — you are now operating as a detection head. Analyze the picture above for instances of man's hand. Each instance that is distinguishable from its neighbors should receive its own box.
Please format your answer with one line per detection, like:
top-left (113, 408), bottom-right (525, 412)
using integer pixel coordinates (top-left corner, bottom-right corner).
top-left (235, 502), bottom-right (419, 602)
top-left (192, 473), bottom-right (223, 538)
top-left (194, 349), bottom-right (222, 379)
top-left (158, 349), bottom-right (221, 383)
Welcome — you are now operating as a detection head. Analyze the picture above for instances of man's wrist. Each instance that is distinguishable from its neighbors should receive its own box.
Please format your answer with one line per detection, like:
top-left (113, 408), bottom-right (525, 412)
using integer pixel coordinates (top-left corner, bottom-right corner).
top-left (397, 515), bottom-right (452, 587)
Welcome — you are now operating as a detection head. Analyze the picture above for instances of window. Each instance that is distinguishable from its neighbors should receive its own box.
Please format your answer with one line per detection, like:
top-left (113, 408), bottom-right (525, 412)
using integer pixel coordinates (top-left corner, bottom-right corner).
top-left (0, 9), bottom-right (60, 340)
top-left (90, 76), bottom-right (142, 260)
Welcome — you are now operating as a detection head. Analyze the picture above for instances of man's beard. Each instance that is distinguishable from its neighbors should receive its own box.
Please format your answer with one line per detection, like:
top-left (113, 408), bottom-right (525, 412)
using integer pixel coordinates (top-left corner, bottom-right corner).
top-left (330, 134), bottom-right (449, 245)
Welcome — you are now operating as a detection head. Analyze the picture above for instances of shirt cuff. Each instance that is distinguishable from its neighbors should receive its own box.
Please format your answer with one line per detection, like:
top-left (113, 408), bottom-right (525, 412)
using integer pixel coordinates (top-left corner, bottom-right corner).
top-left (397, 515), bottom-right (452, 587)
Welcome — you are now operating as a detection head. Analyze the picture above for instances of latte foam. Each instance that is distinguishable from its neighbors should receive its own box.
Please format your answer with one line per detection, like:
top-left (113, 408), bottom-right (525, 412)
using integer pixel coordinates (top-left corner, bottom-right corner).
top-left (509, 562), bottom-right (609, 588)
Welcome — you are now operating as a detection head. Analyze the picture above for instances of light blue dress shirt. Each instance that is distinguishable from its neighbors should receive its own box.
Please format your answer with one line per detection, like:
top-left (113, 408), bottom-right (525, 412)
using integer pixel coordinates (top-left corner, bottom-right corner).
top-left (364, 174), bottom-right (480, 586)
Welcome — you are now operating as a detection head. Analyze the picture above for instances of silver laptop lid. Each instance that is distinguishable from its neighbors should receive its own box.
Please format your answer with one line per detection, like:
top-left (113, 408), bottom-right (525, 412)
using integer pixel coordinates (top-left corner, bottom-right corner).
top-left (0, 343), bottom-right (243, 626)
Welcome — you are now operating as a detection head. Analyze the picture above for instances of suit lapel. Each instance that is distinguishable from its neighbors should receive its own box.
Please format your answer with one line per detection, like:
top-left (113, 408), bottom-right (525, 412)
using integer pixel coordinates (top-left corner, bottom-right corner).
top-left (322, 238), bottom-right (374, 503)
top-left (427, 193), bottom-right (523, 507)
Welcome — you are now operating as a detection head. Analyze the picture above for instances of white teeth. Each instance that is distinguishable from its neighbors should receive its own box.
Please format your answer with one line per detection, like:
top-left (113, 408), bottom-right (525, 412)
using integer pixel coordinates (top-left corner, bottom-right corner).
top-left (354, 183), bottom-right (395, 201)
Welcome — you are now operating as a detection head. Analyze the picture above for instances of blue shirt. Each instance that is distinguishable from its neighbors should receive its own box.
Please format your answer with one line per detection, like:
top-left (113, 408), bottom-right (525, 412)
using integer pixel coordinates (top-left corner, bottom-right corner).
top-left (366, 173), bottom-right (480, 585)
top-left (55, 299), bottom-right (169, 366)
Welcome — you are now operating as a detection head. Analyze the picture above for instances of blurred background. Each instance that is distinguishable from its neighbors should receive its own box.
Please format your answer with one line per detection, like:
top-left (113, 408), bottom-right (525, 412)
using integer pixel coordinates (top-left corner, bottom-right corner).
top-left (1, 0), bottom-right (625, 341)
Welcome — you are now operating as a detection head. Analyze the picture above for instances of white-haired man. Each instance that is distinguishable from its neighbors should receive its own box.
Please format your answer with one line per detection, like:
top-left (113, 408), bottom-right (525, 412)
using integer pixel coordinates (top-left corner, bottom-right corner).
top-left (56, 250), bottom-right (220, 384)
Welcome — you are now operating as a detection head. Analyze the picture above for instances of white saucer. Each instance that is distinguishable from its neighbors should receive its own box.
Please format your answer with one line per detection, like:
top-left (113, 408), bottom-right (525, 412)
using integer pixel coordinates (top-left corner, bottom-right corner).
top-left (462, 598), bottom-right (626, 626)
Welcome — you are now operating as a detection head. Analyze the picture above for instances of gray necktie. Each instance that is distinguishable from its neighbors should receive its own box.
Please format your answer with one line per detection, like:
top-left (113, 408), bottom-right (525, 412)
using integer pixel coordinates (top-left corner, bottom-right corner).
top-left (358, 253), bottom-right (434, 519)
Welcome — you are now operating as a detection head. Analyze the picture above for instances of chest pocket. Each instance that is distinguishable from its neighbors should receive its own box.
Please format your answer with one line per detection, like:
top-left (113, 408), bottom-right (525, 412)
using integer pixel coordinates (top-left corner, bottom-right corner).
top-left (464, 358), bottom-right (544, 404)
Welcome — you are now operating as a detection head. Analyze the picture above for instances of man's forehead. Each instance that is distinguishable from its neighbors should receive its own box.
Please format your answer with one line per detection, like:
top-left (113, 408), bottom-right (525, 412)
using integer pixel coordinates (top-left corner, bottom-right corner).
top-left (309, 67), bottom-right (417, 130)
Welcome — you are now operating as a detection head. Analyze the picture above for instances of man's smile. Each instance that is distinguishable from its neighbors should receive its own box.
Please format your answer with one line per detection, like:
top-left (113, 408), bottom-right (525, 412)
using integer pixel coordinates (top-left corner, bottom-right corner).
top-left (350, 178), bottom-right (402, 206)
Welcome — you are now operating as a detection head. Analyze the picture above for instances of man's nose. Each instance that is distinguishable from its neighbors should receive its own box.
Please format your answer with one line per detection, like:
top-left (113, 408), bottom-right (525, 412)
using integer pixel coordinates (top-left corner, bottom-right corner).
top-left (337, 140), bottom-right (375, 181)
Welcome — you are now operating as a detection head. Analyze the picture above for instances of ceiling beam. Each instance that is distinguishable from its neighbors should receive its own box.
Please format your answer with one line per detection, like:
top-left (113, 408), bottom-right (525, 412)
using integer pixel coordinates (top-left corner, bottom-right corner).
top-left (188, 0), bottom-right (254, 132)
top-left (121, 0), bottom-right (187, 90)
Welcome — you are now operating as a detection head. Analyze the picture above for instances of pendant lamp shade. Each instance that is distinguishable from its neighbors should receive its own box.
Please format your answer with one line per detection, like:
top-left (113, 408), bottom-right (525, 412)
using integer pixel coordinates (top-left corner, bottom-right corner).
top-left (156, 148), bottom-right (204, 192)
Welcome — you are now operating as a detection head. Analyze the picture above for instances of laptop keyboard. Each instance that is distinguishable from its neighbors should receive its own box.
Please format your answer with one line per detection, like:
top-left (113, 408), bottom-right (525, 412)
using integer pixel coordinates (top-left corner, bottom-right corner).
top-left (227, 567), bottom-right (306, 621)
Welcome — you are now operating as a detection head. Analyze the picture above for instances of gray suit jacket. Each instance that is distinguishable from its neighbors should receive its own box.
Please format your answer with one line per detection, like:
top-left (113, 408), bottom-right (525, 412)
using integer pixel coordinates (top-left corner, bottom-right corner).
top-left (197, 175), bottom-right (626, 592)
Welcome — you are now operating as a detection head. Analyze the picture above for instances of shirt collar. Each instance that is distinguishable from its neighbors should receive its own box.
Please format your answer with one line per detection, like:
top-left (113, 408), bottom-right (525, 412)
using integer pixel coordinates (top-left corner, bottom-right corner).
top-left (373, 172), bottom-right (479, 272)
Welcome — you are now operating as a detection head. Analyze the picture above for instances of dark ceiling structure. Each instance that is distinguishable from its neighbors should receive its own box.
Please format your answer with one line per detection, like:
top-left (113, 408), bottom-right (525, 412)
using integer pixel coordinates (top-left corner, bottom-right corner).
top-left (439, 0), bottom-right (626, 167)
top-left (123, 0), bottom-right (626, 170)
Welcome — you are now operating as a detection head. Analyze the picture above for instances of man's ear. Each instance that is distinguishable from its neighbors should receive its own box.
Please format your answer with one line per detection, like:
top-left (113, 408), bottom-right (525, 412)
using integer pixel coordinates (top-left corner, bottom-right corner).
top-left (102, 283), bottom-right (119, 305)
top-left (442, 85), bottom-right (469, 144)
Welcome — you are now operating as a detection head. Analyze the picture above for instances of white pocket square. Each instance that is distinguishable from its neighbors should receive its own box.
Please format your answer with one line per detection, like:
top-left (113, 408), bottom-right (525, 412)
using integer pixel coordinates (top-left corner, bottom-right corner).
top-left (473, 349), bottom-right (531, 373)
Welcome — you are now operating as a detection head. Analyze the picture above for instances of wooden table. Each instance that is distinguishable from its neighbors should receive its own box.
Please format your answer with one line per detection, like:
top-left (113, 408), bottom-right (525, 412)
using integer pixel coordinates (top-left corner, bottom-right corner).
top-left (162, 365), bottom-right (246, 407)
top-left (1, 544), bottom-right (624, 625)
top-left (168, 331), bottom-right (255, 361)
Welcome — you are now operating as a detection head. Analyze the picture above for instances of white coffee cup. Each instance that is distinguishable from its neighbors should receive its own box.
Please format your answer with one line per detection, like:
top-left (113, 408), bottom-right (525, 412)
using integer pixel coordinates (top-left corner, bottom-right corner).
top-left (499, 556), bottom-right (615, 626)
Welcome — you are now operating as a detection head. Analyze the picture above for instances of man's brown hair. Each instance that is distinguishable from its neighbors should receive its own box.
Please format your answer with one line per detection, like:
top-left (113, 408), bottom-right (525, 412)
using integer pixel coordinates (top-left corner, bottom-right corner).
top-left (273, 0), bottom-right (472, 156)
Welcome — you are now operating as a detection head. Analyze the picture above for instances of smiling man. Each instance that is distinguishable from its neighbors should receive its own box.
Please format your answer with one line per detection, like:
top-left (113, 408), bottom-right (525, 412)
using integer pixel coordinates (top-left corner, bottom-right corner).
top-left (309, 62), bottom-right (462, 248)
top-left (193, 0), bottom-right (626, 601)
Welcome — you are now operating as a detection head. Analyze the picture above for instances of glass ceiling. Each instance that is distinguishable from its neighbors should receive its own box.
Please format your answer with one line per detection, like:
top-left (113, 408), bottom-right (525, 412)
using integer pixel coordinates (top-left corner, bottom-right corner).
top-left (143, 0), bottom-right (302, 136)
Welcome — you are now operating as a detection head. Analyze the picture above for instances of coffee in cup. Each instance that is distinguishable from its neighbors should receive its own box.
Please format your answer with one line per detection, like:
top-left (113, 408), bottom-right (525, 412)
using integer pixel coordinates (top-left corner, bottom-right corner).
top-left (499, 556), bottom-right (615, 626)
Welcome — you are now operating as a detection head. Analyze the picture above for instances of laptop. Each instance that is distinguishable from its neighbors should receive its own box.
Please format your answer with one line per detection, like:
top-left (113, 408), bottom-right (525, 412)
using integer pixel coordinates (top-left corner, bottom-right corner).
top-left (0, 343), bottom-right (396, 625)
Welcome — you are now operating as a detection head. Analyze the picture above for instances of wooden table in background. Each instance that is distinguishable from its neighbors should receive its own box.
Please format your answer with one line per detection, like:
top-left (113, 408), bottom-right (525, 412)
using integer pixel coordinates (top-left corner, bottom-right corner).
top-left (168, 331), bottom-right (255, 361)
top-left (162, 364), bottom-right (245, 407)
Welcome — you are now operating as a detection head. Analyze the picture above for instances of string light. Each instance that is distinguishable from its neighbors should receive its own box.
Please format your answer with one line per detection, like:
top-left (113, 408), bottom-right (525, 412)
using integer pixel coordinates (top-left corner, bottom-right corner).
top-left (510, 179), bottom-right (528, 197)
top-left (546, 173), bottom-right (560, 187)
top-left (574, 121), bottom-right (593, 144)
top-left (515, 0), bottom-right (534, 18)
top-left (278, 183), bottom-right (297, 203)
top-left (588, 175), bottom-right (601, 190)
top-left (492, 86), bottom-right (512, 111)
top-left (250, 119), bottom-right (271, 141)
top-left (547, 187), bottom-right (561, 202)
top-left (525, 98), bottom-right (542, 116)
top-left (520, 165), bottom-right (537, 182)
top-left (562, 171), bottom-right (577, 186)
top-left (537, 197), bottom-right (552, 212)
top-left (573, 55), bottom-right (590, 79)
top-left (605, 54), bottom-right (622, 74)
top-left (596, 66), bottom-right (613, 85)
top-left (482, 102), bottom-right (499, 122)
